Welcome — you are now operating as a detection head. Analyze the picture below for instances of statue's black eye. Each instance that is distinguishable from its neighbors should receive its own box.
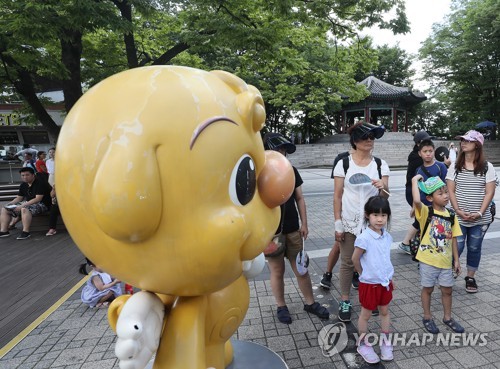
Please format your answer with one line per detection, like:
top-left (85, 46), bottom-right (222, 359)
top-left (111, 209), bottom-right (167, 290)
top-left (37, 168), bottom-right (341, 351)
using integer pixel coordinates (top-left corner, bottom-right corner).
top-left (229, 155), bottom-right (256, 206)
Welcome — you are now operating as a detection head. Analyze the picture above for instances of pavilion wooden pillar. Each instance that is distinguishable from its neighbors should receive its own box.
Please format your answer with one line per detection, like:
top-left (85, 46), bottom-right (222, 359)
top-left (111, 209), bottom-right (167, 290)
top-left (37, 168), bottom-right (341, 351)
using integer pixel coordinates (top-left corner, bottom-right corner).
top-left (392, 108), bottom-right (398, 132)
top-left (364, 107), bottom-right (369, 122)
top-left (405, 110), bottom-right (408, 132)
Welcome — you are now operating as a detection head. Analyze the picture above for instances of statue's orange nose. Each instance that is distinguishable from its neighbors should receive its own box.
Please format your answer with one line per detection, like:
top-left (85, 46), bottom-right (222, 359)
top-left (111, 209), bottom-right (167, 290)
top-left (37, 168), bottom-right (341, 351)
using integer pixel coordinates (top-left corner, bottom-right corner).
top-left (257, 150), bottom-right (295, 208)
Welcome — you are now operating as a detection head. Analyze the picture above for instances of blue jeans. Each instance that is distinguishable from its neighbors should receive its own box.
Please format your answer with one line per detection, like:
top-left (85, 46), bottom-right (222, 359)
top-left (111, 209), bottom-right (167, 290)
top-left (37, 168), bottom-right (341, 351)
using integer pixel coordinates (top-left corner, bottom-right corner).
top-left (457, 223), bottom-right (490, 271)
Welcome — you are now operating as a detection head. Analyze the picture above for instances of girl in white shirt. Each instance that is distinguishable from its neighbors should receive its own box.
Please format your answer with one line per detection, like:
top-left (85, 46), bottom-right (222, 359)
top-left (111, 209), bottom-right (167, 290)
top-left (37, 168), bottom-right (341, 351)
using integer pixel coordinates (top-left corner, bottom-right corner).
top-left (352, 196), bottom-right (394, 364)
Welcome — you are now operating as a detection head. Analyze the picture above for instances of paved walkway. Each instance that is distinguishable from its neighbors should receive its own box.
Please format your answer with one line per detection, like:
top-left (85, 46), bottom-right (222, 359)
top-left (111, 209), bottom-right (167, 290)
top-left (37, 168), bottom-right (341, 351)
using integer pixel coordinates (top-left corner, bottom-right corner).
top-left (1, 169), bottom-right (499, 369)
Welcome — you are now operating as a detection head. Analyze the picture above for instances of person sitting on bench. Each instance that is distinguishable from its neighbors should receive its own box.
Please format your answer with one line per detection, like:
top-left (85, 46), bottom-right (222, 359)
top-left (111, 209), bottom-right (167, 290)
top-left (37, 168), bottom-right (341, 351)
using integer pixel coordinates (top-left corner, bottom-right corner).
top-left (0, 167), bottom-right (52, 240)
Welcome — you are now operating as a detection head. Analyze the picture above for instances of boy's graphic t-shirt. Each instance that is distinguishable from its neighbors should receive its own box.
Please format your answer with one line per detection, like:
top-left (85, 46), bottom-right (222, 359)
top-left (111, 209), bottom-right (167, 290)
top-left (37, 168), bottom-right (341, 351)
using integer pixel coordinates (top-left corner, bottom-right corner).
top-left (415, 206), bottom-right (462, 269)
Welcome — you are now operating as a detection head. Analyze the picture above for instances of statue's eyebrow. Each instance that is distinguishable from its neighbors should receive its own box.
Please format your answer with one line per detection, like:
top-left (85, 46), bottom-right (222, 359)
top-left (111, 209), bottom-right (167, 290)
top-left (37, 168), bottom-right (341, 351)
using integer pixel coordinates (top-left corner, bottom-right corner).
top-left (190, 116), bottom-right (238, 150)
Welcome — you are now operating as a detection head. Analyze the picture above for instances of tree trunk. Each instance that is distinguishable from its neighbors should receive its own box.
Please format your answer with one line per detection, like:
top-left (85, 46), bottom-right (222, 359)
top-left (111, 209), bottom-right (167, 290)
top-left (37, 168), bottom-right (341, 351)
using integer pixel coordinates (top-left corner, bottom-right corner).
top-left (15, 71), bottom-right (61, 139)
top-left (112, 0), bottom-right (139, 68)
top-left (0, 51), bottom-right (60, 139)
top-left (60, 29), bottom-right (83, 114)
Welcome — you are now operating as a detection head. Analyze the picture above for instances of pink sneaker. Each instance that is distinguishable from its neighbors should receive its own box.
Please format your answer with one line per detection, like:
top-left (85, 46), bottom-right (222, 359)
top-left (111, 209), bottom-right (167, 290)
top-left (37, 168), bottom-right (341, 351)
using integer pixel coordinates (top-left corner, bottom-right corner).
top-left (380, 342), bottom-right (393, 361)
top-left (46, 229), bottom-right (57, 236)
top-left (357, 344), bottom-right (380, 364)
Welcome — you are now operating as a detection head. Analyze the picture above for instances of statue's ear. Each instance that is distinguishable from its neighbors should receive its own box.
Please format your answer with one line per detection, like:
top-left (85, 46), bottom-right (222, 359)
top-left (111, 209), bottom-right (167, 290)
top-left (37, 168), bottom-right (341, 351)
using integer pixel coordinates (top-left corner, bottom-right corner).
top-left (90, 142), bottom-right (162, 243)
top-left (236, 89), bottom-right (266, 133)
top-left (210, 71), bottom-right (266, 133)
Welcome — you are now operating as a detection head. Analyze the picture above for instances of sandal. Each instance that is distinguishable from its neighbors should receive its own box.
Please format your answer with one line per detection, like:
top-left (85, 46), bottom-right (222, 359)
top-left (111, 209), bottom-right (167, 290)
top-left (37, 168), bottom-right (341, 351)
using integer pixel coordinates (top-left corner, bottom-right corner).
top-left (422, 318), bottom-right (440, 334)
top-left (277, 306), bottom-right (292, 324)
top-left (46, 229), bottom-right (57, 236)
top-left (304, 302), bottom-right (330, 320)
top-left (443, 318), bottom-right (464, 333)
top-left (465, 277), bottom-right (478, 293)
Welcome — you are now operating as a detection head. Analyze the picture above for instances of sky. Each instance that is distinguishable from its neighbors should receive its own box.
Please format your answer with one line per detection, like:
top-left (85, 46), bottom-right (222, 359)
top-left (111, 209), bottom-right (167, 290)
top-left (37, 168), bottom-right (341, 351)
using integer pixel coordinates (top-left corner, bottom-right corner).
top-left (362, 0), bottom-right (452, 90)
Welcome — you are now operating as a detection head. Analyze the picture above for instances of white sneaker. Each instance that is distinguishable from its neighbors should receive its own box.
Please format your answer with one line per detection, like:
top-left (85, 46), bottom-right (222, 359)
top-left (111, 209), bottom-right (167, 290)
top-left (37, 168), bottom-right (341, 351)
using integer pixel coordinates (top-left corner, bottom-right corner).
top-left (357, 344), bottom-right (380, 364)
top-left (380, 343), bottom-right (394, 361)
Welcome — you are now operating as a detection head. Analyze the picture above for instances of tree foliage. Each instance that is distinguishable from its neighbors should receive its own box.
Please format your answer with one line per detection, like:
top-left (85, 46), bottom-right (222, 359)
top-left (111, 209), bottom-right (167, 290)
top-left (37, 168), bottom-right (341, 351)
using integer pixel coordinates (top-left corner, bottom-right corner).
top-left (354, 42), bottom-right (415, 86)
top-left (420, 0), bottom-right (500, 133)
top-left (0, 0), bottom-right (409, 140)
top-left (373, 44), bottom-right (414, 86)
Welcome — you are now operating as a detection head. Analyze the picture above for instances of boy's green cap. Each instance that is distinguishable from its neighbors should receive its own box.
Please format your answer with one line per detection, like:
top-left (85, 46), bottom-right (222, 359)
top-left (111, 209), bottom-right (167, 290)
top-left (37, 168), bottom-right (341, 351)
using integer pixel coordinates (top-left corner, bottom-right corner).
top-left (417, 176), bottom-right (446, 195)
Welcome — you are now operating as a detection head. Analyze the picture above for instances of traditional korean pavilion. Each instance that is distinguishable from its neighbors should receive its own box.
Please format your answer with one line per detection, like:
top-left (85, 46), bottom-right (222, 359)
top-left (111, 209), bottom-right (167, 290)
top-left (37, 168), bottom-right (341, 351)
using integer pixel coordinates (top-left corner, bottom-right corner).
top-left (339, 76), bottom-right (427, 132)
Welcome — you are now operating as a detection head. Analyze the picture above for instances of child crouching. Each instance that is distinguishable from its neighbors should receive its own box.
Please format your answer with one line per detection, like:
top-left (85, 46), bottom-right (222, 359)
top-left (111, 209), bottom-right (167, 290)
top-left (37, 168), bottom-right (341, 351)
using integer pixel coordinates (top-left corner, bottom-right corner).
top-left (80, 258), bottom-right (122, 308)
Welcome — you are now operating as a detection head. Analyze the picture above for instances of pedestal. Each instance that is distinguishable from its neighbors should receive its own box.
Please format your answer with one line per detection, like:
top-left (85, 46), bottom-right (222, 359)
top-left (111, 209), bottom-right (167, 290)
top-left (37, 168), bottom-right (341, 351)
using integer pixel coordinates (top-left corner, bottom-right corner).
top-left (228, 339), bottom-right (288, 369)
top-left (144, 340), bottom-right (288, 369)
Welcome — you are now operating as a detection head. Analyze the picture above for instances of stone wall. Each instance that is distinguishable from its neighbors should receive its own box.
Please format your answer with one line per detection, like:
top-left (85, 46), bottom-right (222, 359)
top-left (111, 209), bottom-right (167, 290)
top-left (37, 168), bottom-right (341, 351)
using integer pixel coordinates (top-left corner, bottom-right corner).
top-left (288, 135), bottom-right (500, 169)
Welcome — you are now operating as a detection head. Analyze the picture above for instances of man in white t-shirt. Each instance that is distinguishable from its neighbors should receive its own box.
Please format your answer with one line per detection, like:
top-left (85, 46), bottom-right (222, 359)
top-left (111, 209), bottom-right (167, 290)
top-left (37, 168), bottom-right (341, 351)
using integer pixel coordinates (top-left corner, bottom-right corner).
top-left (46, 147), bottom-right (56, 186)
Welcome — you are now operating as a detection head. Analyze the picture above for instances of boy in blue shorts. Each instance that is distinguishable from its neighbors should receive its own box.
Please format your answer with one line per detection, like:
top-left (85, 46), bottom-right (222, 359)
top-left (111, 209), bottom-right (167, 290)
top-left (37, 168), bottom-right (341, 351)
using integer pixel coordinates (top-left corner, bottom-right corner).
top-left (412, 175), bottom-right (464, 334)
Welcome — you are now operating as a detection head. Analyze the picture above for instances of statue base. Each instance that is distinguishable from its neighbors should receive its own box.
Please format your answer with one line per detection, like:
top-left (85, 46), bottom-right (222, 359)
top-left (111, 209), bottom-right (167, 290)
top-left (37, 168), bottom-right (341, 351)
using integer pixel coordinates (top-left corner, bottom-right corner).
top-left (144, 339), bottom-right (288, 369)
top-left (228, 339), bottom-right (288, 369)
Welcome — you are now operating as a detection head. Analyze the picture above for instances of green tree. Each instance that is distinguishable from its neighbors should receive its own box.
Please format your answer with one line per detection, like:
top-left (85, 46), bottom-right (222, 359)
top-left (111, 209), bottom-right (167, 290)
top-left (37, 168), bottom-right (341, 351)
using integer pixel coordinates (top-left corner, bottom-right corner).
top-left (0, 0), bottom-right (409, 139)
top-left (420, 0), bottom-right (500, 132)
top-left (373, 44), bottom-right (414, 86)
top-left (408, 98), bottom-right (457, 138)
top-left (353, 42), bottom-right (415, 86)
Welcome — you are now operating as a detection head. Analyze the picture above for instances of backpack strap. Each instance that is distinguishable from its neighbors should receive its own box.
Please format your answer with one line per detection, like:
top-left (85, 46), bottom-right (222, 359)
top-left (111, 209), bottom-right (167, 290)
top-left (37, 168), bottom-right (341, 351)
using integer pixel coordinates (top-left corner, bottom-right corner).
top-left (422, 206), bottom-right (455, 239)
top-left (417, 164), bottom-right (432, 179)
top-left (342, 156), bottom-right (382, 178)
top-left (374, 157), bottom-right (382, 179)
top-left (342, 156), bottom-right (349, 175)
top-left (421, 206), bottom-right (434, 239)
top-left (448, 208), bottom-right (455, 226)
top-left (331, 151), bottom-right (349, 179)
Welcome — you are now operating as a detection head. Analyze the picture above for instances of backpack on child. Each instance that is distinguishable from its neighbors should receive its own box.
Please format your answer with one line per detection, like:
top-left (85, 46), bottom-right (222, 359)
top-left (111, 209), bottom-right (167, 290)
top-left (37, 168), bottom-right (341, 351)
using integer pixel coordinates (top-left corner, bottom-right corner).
top-left (330, 151), bottom-right (382, 179)
top-left (410, 206), bottom-right (456, 262)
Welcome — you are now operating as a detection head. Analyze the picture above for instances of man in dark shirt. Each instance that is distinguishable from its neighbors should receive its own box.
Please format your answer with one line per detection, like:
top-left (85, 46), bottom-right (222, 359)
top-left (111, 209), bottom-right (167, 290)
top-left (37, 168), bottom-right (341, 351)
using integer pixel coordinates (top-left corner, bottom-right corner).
top-left (263, 133), bottom-right (330, 324)
top-left (0, 167), bottom-right (52, 240)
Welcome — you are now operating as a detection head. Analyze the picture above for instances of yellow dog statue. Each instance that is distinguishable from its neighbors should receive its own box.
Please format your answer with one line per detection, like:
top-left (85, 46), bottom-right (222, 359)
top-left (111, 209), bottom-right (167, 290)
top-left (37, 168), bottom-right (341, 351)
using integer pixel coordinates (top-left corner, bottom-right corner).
top-left (56, 66), bottom-right (294, 369)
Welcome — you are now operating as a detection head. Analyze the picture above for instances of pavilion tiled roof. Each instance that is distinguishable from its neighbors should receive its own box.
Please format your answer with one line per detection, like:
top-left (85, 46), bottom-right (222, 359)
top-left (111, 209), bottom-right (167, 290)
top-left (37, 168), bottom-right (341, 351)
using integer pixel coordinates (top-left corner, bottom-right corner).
top-left (359, 76), bottom-right (427, 102)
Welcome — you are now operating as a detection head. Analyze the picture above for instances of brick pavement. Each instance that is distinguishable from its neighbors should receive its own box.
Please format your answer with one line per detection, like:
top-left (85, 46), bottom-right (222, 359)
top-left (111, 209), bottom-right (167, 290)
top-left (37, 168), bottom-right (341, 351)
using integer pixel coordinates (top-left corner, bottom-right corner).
top-left (1, 169), bottom-right (499, 369)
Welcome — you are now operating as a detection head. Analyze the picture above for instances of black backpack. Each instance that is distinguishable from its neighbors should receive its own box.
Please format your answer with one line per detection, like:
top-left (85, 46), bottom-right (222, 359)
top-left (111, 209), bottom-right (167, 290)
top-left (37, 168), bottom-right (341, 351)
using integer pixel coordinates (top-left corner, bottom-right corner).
top-left (410, 206), bottom-right (456, 262)
top-left (330, 151), bottom-right (382, 179)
